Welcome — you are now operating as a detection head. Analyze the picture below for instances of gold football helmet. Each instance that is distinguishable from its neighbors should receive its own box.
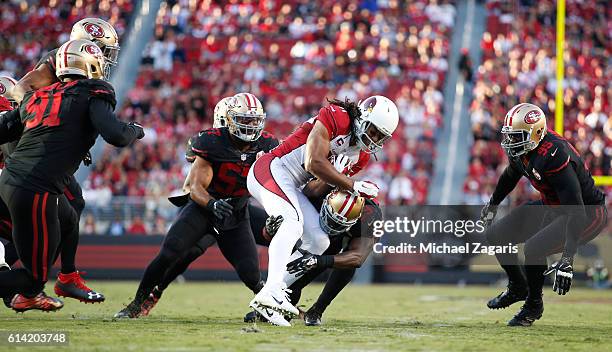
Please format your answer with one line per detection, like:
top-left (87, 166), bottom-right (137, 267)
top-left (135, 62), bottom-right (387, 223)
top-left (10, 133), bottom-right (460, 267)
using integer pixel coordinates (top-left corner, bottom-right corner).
top-left (213, 97), bottom-right (234, 128)
top-left (55, 40), bottom-right (105, 80)
top-left (70, 18), bottom-right (120, 79)
top-left (319, 189), bottom-right (365, 236)
top-left (501, 103), bottom-right (547, 157)
top-left (0, 76), bottom-right (18, 108)
top-left (226, 93), bottom-right (266, 141)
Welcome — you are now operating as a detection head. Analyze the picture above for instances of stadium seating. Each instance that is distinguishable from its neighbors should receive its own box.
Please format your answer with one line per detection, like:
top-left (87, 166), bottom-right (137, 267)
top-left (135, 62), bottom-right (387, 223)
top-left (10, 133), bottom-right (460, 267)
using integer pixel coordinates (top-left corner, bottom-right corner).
top-left (83, 0), bottom-right (456, 233)
top-left (464, 0), bottom-right (611, 206)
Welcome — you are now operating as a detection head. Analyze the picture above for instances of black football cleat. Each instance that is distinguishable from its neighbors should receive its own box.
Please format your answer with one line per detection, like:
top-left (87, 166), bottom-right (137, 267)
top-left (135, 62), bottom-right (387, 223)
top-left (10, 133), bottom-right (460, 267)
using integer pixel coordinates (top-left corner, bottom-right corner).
top-left (508, 300), bottom-right (544, 327)
top-left (487, 285), bottom-right (527, 310)
top-left (3, 296), bottom-right (13, 309)
top-left (244, 310), bottom-right (262, 323)
top-left (114, 300), bottom-right (144, 319)
top-left (54, 271), bottom-right (105, 303)
top-left (304, 307), bottom-right (322, 326)
top-left (139, 287), bottom-right (163, 317)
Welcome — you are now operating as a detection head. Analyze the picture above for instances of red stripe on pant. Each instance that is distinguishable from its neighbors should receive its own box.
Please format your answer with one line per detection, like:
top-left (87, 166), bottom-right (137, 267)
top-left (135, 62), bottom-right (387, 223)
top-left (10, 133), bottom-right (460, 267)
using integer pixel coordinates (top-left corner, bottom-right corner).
top-left (64, 188), bottom-right (75, 201)
top-left (549, 206), bottom-right (607, 255)
top-left (41, 193), bottom-right (49, 281)
top-left (31, 194), bottom-right (40, 280)
top-left (253, 154), bottom-right (299, 220)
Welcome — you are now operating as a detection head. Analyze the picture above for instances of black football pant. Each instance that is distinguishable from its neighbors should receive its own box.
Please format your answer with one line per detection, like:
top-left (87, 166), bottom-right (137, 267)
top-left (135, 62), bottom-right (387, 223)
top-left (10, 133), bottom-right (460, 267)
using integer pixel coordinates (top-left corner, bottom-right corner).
top-left (486, 200), bottom-right (608, 300)
top-left (0, 185), bottom-right (75, 298)
top-left (0, 176), bottom-right (83, 275)
top-left (157, 204), bottom-right (270, 291)
top-left (134, 200), bottom-right (262, 303)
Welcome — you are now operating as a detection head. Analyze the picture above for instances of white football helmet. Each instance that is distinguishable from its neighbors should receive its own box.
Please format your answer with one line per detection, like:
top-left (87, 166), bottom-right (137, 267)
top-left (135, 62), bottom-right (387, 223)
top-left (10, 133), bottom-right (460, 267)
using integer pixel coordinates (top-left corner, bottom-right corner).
top-left (213, 97), bottom-right (234, 128)
top-left (226, 92), bottom-right (266, 142)
top-left (354, 95), bottom-right (399, 153)
top-left (0, 76), bottom-right (18, 108)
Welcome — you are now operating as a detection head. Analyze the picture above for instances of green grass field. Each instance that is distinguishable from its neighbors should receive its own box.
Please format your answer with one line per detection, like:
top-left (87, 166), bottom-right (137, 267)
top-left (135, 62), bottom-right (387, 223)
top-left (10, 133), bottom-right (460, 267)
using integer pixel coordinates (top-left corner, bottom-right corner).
top-left (0, 282), bottom-right (610, 351)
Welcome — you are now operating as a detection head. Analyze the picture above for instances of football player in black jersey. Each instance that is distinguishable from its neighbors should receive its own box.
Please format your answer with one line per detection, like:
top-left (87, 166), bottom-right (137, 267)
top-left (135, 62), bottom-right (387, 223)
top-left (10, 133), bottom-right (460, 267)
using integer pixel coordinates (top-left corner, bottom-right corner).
top-left (0, 39), bottom-right (143, 312)
top-left (5, 18), bottom-right (121, 304)
top-left (480, 103), bottom-right (607, 326)
top-left (114, 92), bottom-right (279, 319)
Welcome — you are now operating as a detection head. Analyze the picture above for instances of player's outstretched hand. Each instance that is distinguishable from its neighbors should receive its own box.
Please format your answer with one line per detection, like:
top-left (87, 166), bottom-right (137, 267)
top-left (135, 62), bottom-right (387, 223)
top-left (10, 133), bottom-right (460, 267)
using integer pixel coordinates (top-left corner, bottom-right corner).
top-left (286, 248), bottom-right (333, 277)
top-left (206, 198), bottom-right (234, 220)
top-left (480, 202), bottom-right (498, 228)
top-left (129, 122), bottom-right (145, 139)
top-left (544, 256), bottom-right (573, 295)
top-left (353, 180), bottom-right (379, 199)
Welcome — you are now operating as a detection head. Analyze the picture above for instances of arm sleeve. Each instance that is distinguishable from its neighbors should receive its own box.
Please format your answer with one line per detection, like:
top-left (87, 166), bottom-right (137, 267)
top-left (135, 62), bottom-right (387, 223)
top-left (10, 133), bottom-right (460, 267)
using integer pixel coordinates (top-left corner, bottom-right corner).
top-left (89, 98), bottom-right (140, 147)
top-left (0, 110), bottom-right (24, 144)
top-left (490, 164), bottom-right (522, 205)
top-left (547, 165), bottom-right (588, 257)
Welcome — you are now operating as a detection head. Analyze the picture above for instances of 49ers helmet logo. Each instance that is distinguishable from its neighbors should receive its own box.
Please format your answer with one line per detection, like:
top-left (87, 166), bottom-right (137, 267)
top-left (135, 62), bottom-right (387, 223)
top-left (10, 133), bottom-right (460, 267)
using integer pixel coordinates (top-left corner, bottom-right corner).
top-left (84, 23), bottom-right (105, 38)
top-left (524, 110), bottom-right (542, 124)
top-left (0, 84), bottom-right (5, 95)
top-left (84, 44), bottom-right (102, 56)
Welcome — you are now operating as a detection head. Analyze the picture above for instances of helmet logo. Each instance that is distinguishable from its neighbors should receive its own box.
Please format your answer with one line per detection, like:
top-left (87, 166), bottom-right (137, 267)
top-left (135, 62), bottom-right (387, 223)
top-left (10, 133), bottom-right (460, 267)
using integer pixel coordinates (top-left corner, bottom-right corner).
top-left (524, 110), bottom-right (541, 124)
top-left (0, 84), bottom-right (5, 95)
top-left (85, 23), bottom-right (105, 38)
top-left (84, 44), bottom-right (102, 56)
top-left (363, 96), bottom-right (377, 113)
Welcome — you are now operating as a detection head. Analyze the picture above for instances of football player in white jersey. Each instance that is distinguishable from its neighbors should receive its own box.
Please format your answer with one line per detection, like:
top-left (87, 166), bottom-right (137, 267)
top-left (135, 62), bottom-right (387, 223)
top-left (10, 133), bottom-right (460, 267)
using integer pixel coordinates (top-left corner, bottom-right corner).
top-left (247, 96), bottom-right (399, 319)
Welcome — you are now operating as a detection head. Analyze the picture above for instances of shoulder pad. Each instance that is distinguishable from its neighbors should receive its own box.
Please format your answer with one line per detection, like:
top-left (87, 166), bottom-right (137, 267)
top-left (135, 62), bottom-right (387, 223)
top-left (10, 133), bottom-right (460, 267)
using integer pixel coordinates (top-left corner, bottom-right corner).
top-left (190, 128), bottom-right (222, 159)
top-left (533, 139), bottom-right (570, 176)
top-left (259, 131), bottom-right (279, 150)
top-left (81, 79), bottom-right (117, 109)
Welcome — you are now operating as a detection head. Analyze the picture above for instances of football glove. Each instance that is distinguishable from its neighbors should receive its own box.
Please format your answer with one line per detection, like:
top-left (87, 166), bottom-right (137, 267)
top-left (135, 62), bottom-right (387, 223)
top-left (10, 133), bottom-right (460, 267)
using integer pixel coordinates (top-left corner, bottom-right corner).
top-left (332, 154), bottom-right (352, 175)
top-left (129, 122), bottom-right (145, 139)
top-left (286, 248), bottom-right (334, 277)
top-left (206, 198), bottom-right (233, 220)
top-left (544, 256), bottom-right (573, 295)
top-left (83, 151), bottom-right (92, 166)
top-left (264, 215), bottom-right (284, 238)
top-left (353, 180), bottom-right (379, 199)
top-left (480, 202), bottom-right (498, 228)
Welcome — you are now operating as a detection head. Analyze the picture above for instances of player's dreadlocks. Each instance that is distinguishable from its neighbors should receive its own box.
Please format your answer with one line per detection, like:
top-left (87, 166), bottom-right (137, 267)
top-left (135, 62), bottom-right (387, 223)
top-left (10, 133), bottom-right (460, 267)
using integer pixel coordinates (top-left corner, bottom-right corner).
top-left (326, 97), bottom-right (362, 121)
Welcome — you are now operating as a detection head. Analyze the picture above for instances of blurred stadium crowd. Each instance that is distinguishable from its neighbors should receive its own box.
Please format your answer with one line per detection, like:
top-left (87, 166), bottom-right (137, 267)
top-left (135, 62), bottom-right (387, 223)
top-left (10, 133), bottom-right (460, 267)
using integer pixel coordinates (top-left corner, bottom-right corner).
top-left (464, 0), bottom-right (611, 205)
top-left (0, 0), bottom-right (609, 235)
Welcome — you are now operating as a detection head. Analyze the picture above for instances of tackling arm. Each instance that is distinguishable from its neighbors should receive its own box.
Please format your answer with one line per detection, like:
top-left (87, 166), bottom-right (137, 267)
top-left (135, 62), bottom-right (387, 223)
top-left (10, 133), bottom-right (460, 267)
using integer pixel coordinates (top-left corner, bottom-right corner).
top-left (330, 236), bottom-right (377, 269)
top-left (0, 110), bottom-right (24, 144)
top-left (189, 156), bottom-right (214, 208)
top-left (304, 121), bottom-right (354, 191)
top-left (89, 98), bottom-right (144, 147)
top-left (10, 65), bottom-right (57, 104)
top-left (489, 164), bottom-right (522, 205)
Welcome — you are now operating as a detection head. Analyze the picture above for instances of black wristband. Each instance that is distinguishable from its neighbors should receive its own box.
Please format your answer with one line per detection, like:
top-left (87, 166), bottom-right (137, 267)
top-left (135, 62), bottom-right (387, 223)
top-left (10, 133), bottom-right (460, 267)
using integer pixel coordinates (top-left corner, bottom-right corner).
top-left (319, 255), bottom-right (335, 269)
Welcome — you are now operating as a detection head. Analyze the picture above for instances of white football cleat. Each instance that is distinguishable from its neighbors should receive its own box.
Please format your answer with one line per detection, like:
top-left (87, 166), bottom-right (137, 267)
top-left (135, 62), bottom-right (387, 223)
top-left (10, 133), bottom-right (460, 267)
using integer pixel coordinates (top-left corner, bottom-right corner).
top-left (249, 283), bottom-right (299, 316)
top-left (251, 306), bottom-right (291, 327)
